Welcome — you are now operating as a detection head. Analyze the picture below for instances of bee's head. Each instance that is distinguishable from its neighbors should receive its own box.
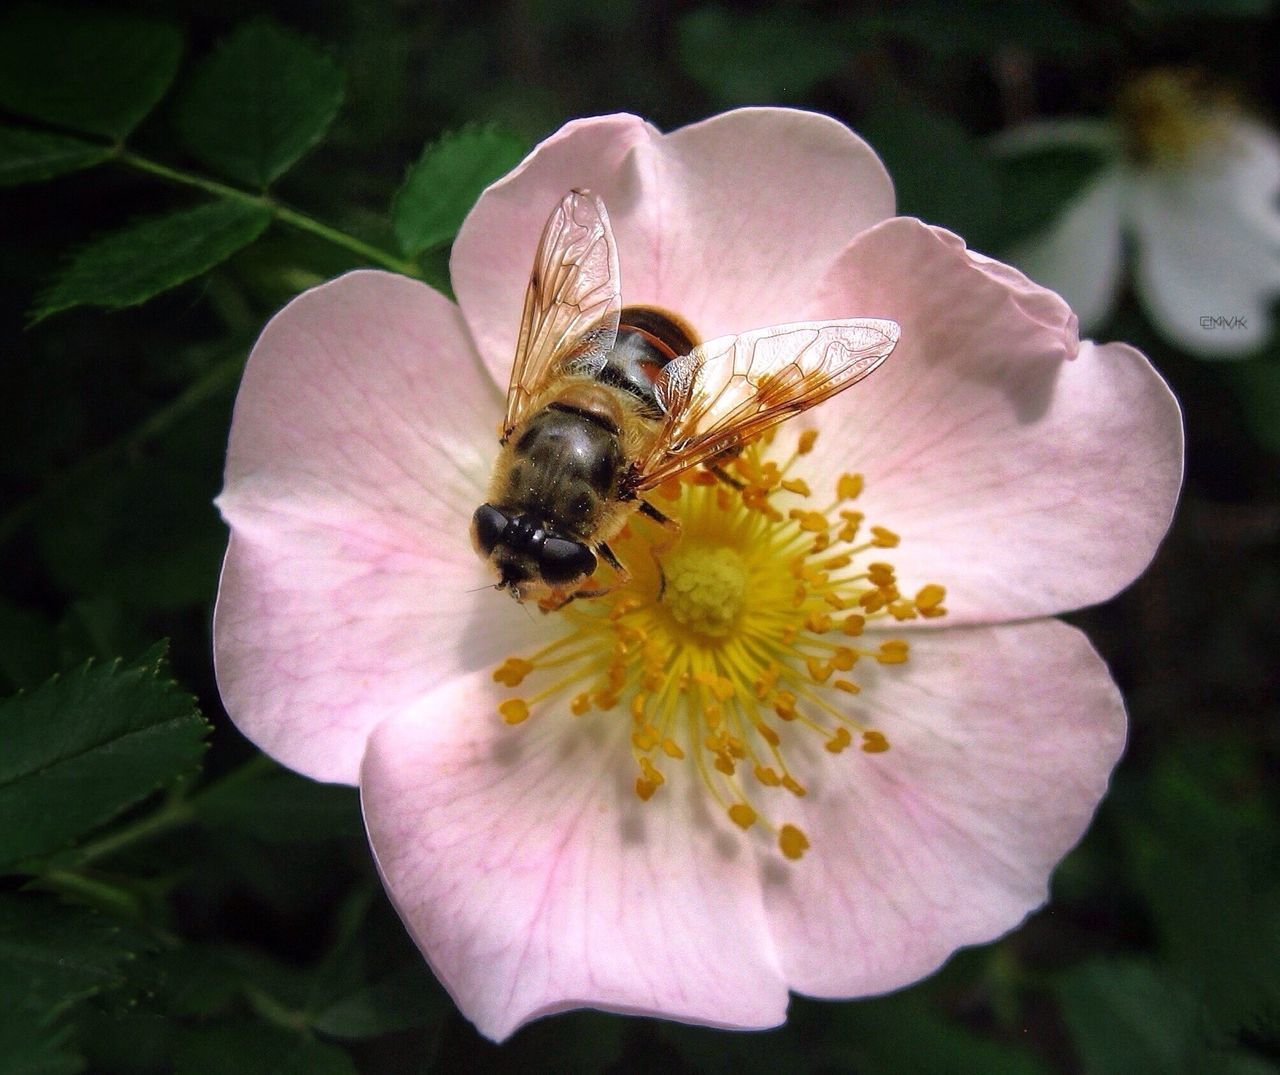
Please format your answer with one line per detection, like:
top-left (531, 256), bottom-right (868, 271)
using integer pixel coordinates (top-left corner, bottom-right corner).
top-left (471, 504), bottom-right (597, 601)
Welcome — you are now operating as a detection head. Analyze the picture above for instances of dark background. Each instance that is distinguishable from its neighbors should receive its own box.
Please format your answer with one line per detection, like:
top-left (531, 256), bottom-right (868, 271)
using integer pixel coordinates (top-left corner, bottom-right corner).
top-left (1, 1), bottom-right (1277, 1072)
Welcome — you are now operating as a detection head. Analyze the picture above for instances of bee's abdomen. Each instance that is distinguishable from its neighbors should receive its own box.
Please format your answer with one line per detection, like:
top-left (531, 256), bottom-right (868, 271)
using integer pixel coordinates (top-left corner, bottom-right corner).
top-left (504, 406), bottom-right (624, 538)
top-left (595, 306), bottom-right (699, 418)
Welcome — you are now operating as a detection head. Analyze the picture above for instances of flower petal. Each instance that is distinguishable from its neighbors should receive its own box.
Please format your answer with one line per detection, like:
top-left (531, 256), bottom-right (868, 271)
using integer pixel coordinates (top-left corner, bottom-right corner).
top-left (762, 619), bottom-right (1125, 998)
top-left (215, 271), bottom-right (541, 784)
top-left (1129, 118), bottom-right (1280, 358)
top-left (452, 108), bottom-right (895, 385)
top-left (807, 218), bottom-right (1182, 624)
top-left (360, 670), bottom-right (790, 1042)
top-left (1005, 169), bottom-right (1125, 332)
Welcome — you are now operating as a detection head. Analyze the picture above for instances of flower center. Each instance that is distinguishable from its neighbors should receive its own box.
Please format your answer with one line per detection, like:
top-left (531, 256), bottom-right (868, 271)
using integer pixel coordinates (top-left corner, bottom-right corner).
top-left (1118, 67), bottom-right (1234, 168)
top-left (663, 545), bottom-right (746, 639)
top-left (491, 429), bottom-right (947, 861)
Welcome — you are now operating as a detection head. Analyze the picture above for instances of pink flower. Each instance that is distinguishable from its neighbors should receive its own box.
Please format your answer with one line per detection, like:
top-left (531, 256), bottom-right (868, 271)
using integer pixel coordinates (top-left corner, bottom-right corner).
top-left (214, 108), bottom-right (1184, 1041)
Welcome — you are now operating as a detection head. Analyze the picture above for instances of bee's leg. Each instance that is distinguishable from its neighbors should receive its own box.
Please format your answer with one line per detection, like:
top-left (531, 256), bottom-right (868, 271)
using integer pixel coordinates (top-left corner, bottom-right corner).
top-left (637, 499), bottom-right (680, 530)
top-left (706, 462), bottom-right (744, 489)
top-left (597, 541), bottom-right (627, 577)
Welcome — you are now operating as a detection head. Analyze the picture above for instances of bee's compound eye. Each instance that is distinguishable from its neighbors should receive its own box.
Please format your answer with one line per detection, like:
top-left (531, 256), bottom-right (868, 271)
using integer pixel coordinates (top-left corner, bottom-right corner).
top-left (471, 504), bottom-right (509, 556)
top-left (538, 538), bottom-right (596, 584)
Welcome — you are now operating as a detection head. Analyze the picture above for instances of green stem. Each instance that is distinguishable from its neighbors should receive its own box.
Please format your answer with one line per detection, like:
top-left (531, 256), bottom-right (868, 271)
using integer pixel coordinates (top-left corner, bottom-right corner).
top-left (71, 753), bottom-right (274, 867)
top-left (116, 149), bottom-right (422, 277)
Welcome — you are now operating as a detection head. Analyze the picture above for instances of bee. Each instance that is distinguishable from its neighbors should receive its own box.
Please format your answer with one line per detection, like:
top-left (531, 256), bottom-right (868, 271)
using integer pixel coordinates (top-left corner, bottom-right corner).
top-left (471, 189), bottom-right (900, 607)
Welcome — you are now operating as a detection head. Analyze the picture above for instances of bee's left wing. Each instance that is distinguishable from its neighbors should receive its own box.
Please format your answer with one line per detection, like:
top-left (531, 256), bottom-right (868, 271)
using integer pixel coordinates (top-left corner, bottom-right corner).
top-left (503, 189), bottom-right (622, 440)
top-left (632, 319), bottom-right (899, 491)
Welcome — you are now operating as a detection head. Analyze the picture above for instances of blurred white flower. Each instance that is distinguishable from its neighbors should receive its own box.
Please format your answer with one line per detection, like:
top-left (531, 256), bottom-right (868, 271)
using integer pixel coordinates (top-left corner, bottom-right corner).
top-left (997, 70), bottom-right (1280, 359)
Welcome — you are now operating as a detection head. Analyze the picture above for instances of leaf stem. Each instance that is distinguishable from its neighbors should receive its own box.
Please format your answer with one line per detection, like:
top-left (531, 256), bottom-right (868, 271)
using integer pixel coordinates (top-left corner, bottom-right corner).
top-left (116, 149), bottom-right (422, 277)
top-left (71, 753), bottom-right (275, 867)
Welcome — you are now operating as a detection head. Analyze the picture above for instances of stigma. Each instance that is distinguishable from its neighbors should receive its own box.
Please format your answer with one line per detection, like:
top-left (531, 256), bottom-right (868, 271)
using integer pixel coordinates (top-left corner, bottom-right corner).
top-left (490, 429), bottom-right (947, 861)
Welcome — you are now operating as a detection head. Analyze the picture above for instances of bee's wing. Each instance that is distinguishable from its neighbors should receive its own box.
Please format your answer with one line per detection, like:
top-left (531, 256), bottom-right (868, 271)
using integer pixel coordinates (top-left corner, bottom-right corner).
top-left (503, 189), bottom-right (622, 439)
top-left (633, 319), bottom-right (899, 490)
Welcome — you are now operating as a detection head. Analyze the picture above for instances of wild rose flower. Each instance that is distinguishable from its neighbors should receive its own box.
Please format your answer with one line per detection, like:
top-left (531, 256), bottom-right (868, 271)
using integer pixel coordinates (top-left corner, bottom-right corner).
top-left (997, 69), bottom-right (1280, 358)
top-left (214, 108), bottom-right (1183, 1041)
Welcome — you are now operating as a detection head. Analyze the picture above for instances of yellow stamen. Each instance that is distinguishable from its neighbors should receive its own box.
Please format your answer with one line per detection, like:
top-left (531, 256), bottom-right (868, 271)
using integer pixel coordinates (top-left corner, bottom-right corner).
top-left (487, 429), bottom-right (945, 860)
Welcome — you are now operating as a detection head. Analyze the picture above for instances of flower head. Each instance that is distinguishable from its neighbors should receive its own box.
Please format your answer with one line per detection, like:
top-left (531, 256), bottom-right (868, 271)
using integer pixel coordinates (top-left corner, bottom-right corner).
top-left (214, 108), bottom-right (1183, 1041)
top-left (997, 68), bottom-right (1280, 358)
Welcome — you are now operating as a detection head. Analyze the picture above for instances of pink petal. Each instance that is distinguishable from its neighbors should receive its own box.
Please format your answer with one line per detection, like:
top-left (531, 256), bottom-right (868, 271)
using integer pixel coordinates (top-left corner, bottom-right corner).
top-left (360, 671), bottom-right (790, 1042)
top-left (806, 218), bottom-right (1183, 624)
top-left (763, 619), bottom-right (1126, 998)
top-left (452, 108), bottom-right (895, 387)
top-left (215, 271), bottom-right (543, 784)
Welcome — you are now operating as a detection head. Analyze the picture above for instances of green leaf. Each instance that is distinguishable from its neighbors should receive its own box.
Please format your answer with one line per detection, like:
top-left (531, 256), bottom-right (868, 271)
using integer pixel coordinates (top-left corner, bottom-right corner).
top-left (992, 143), bottom-right (1112, 248)
top-left (1056, 960), bottom-right (1202, 1075)
top-left (0, 1011), bottom-right (83, 1075)
top-left (0, 125), bottom-right (109, 187)
top-left (676, 6), bottom-right (850, 105)
top-left (392, 125), bottom-right (526, 256)
top-left (829, 993), bottom-right (1049, 1075)
top-left (33, 198), bottom-right (271, 322)
top-left (173, 20), bottom-right (345, 188)
top-left (173, 1022), bottom-right (357, 1075)
top-left (0, 644), bottom-right (208, 868)
top-left (0, 5), bottom-right (181, 139)
top-left (0, 895), bottom-right (138, 1019)
top-left (861, 95), bottom-right (1003, 252)
top-left (311, 963), bottom-right (443, 1039)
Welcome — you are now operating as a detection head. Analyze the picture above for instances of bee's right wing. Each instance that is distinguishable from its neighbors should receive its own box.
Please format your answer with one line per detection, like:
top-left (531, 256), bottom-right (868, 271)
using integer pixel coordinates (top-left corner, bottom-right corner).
top-left (632, 319), bottom-right (899, 490)
top-left (502, 189), bottom-right (622, 440)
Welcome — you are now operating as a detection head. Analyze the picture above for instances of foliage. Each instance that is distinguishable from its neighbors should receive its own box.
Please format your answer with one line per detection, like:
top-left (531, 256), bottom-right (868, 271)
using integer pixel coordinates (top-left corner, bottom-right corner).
top-left (0, 1), bottom-right (1276, 1071)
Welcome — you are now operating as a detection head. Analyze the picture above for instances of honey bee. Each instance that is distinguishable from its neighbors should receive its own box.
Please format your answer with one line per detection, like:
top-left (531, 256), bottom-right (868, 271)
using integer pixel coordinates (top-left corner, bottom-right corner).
top-left (471, 190), bottom-right (900, 607)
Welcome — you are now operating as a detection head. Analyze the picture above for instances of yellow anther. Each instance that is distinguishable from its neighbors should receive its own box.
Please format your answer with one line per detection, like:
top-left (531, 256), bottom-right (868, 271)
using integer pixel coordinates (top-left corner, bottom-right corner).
top-left (870, 526), bottom-right (900, 548)
top-left (841, 613), bottom-right (866, 636)
top-left (920, 604), bottom-right (948, 619)
top-left (825, 726), bottom-right (852, 753)
top-left (781, 478), bottom-right (811, 496)
top-left (833, 678), bottom-right (861, 694)
top-left (859, 590), bottom-right (888, 612)
top-left (631, 724), bottom-right (659, 751)
top-left (728, 803), bottom-right (757, 830)
top-left (889, 602), bottom-right (918, 621)
top-left (822, 553), bottom-right (853, 570)
top-left (782, 775), bottom-right (807, 797)
top-left (774, 691), bottom-right (797, 720)
top-left (830, 646), bottom-right (858, 671)
top-left (810, 532), bottom-right (831, 553)
top-left (498, 698), bottom-right (530, 725)
top-left (570, 692), bottom-right (592, 716)
top-left (877, 640), bottom-right (910, 665)
top-left (754, 720), bottom-right (781, 747)
top-left (916, 583), bottom-right (947, 610)
top-left (805, 611), bottom-right (833, 634)
top-left (861, 730), bottom-right (890, 753)
top-left (797, 430), bottom-right (818, 454)
top-left (630, 692), bottom-right (648, 722)
top-left (635, 778), bottom-right (658, 801)
top-left (492, 657), bottom-right (534, 687)
top-left (837, 472), bottom-right (864, 500)
top-left (639, 756), bottom-right (665, 785)
top-left (796, 511), bottom-right (829, 533)
top-left (755, 764), bottom-right (782, 787)
top-left (805, 656), bottom-right (832, 683)
top-left (714, 754), bottom-right (736, 776)
top-left (779, 824), bottom-right (810, 860)
top-left (661, 737), bottom-right (685, 759)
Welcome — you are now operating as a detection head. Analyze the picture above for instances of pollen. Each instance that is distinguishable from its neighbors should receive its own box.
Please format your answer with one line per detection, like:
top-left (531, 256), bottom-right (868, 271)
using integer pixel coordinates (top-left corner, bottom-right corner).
top-left (489, 429), bottom-right (946, 861)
